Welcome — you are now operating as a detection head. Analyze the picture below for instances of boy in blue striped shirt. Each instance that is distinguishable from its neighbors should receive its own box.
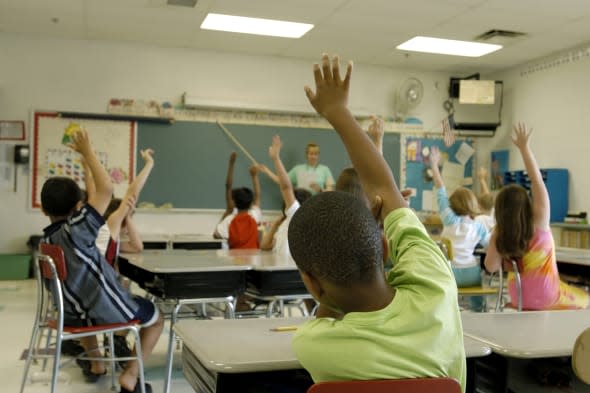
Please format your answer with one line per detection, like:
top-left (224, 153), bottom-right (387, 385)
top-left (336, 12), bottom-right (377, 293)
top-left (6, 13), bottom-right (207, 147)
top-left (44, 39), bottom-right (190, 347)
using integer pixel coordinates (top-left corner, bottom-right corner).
top-left (41, 129), bottom-right (163, 393)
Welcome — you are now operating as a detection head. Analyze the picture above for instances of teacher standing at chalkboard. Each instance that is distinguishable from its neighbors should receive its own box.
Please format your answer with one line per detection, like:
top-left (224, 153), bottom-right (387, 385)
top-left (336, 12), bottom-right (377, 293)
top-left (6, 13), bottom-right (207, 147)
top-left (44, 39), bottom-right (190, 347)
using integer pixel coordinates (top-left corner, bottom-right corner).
top-left (288, 142), bottom-right (335, 193)
top-left (261, 142), bottom-right (334, 194)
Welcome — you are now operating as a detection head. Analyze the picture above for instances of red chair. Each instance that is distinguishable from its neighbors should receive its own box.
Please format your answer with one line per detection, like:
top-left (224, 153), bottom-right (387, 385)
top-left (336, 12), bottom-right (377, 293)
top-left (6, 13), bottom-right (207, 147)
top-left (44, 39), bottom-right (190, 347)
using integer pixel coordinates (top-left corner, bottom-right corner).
top-left (20, 243), bottom-right (146, 393)
top-left (307, 377), bottom-right (462, 393)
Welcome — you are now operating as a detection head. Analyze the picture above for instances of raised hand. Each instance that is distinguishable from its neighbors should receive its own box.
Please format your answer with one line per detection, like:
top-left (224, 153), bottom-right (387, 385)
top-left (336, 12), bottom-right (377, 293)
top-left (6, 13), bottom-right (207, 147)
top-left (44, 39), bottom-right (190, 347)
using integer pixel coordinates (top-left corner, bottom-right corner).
top-left (430, 146), bottom-right (441, 167)
top-left (268, 135), bottom-right (282, 160)
top-left (304, 54), bottom-right (352, 119)
top-left (140, 148), bottom-right (155, 165)
top-left (512, 122), bottom-right (532, 150)
top-left (67, 129), bottom-right (92, 156)
top-left (249, 164), bottom-right (259, 177)
top-left (228, 151), bottom-right (237, 164)
top-left (477, 166), bottom-right (488, 181)
top-left (367, 116), bottom-right (384, 143)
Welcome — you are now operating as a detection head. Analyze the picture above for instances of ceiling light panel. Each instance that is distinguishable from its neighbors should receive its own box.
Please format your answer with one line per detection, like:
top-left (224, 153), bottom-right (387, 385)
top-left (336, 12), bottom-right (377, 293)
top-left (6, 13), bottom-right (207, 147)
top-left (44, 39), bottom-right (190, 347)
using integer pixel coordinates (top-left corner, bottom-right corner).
top-left (201, 13), bottom-right (313, 38)
top-left (397, 36), bottom-right (502, 57)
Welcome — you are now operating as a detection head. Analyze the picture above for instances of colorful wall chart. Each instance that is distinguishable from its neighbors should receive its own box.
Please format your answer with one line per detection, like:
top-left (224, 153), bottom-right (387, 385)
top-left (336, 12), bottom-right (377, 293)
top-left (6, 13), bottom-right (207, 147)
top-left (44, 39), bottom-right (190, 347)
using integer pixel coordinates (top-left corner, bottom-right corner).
top-left (31, 112), bottom-right (136, 209)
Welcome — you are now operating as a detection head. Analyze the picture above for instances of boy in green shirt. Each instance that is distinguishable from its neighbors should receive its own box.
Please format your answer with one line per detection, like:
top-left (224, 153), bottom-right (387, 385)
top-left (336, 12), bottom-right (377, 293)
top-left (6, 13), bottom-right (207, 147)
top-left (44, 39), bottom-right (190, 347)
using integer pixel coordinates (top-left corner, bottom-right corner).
top-left (288, 54), bottom-right (466, 391)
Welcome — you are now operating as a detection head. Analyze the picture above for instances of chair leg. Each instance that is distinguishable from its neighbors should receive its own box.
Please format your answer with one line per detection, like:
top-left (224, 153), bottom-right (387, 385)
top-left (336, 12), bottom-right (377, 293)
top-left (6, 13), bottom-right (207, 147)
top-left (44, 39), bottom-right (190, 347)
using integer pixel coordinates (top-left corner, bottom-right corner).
top-left (108, 332), bottom-right (117, 390)
top-left (50, 336), bottom-right (63, 393)
top-left (131, 327), bottom-right (146, 393)
top-left (20, 322), bottom-right (41, 393)
top-left (42, 326), bottom-right (53, 371)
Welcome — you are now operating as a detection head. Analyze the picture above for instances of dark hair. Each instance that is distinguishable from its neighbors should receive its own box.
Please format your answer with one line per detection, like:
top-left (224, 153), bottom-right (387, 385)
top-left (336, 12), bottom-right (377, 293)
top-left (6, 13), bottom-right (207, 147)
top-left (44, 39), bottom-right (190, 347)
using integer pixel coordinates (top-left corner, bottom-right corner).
top-left (104, 198), bottom-right (122, 219)
top-left (232, 187), bottom-right (254, 210)
top-left (288, 191), bottom-right (383, 287)
top-left (41, 177), bottom-right (82, 216)
top-left (335, 167), bottom-right (368, 204)
top-left (449, 187), bottom-right (479, 218)
top-left (494, 184), bottom-right (534, 259)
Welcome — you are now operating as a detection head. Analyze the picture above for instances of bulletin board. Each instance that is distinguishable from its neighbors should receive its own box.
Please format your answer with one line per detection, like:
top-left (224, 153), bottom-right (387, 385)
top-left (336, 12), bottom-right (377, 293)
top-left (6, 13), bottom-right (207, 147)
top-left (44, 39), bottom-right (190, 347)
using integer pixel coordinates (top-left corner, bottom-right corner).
top-left (30, 111), bottom-right (136, 209)
top-left (401, 135), bottom-right (475, 212)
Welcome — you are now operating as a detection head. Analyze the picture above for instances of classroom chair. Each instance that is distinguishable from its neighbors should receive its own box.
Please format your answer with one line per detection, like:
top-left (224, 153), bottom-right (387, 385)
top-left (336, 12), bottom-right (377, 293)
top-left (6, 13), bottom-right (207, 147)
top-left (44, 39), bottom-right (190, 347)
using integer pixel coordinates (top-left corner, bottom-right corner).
top-left (573, 327), bottom-right (590, 384)
top-left (501, 259), bottom-right (523, 311)
top-left (438, 237), bottom-right (503, 312)
top-left (20, 243), bottom-right (147, 393)
top-left (307, 377), bottom-right (462, 393)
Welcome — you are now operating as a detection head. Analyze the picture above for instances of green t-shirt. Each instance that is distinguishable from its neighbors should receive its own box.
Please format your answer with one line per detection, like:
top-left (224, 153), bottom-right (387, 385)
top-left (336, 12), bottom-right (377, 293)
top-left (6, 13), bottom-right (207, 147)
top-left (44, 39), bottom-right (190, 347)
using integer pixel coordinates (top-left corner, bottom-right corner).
top-left (292, 208), bottom-right (466, 392)
top-left (288, 164), bottom-right (334, 193)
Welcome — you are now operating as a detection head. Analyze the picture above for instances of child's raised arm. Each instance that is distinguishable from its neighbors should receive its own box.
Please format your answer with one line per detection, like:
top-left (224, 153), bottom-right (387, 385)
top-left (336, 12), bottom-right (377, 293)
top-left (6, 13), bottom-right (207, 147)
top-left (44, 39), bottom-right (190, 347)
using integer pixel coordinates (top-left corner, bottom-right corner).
top-left (269, 135), bottom-right (296, 209)
top-left (430, 146), bottom-right (444, 189)
top-left (512, 123), bottom-right (550, 229)
top-left (108, 149), bottom-right (155, 239)
top-left (126, 149), bottom-right (155, 199)
top-left (222, 152), bottom-right (237, 219)
top-left (68, 130), bottom-right (113, 214)
top-left (304, 54), bottom-right (405, 221)
top-left (478, 166), bottom-right (490, 196)
top-left (81, 158), bottom-right (96, 202)
top-left (249, 164), bottom-right (261, 208)
top-left (120, 204), bottom-right (144, 253)
top-left (367, 116), bottom-right (384, 155)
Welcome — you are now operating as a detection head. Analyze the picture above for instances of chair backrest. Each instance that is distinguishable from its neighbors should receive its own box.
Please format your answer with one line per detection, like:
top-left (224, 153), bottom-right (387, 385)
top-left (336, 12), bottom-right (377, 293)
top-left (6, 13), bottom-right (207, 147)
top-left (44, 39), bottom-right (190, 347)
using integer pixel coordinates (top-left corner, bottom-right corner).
top-left (440, 237), bottom-right (454, 261)
top-left (38, 243), bottom-right (68, 281)
top-left (573, 327), bottom-right (590, 384)
top-left (307, 377), bottom-right (462, 393)
top-left (501, 258), bottom-right (523, 311)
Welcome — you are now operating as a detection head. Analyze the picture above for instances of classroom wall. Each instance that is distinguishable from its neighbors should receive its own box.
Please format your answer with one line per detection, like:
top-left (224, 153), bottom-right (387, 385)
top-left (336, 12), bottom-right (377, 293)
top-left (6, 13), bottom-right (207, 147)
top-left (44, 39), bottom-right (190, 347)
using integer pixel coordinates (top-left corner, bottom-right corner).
top-left (0, 33), bottom-right (452, 253)
top-left (476, 42), bottom-right (590, 214)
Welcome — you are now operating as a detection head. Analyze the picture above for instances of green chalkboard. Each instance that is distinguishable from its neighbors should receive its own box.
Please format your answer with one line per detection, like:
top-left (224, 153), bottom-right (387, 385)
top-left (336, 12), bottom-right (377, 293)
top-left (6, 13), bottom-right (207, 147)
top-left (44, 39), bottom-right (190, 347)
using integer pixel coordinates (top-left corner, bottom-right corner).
top-left (136, 121), bottom-right (400, 210)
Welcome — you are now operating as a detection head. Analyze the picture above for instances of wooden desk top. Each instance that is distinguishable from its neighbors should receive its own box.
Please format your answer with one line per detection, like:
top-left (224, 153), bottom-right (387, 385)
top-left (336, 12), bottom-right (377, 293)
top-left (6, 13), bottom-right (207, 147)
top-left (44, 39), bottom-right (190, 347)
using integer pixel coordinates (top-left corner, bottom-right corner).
top-left (462, 310), bottom-right (590, 358)
top-left (174, 318), bottom-right (490, 374)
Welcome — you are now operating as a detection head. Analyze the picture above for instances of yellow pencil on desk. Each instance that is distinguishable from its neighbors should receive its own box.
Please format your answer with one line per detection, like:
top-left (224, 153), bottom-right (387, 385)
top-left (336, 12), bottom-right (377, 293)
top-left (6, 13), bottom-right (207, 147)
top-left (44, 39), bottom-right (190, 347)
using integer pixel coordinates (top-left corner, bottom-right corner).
top-left (270, 326), bottom-right (299, 332)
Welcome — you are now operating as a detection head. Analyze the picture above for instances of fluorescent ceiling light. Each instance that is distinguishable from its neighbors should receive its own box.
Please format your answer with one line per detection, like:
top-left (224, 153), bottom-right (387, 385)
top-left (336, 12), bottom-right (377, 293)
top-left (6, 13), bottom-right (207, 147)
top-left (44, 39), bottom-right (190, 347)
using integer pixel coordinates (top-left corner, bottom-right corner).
top-left (396, 36), bottom-right (502, 57)
top-left (201, 13), bottom-right (313, 38)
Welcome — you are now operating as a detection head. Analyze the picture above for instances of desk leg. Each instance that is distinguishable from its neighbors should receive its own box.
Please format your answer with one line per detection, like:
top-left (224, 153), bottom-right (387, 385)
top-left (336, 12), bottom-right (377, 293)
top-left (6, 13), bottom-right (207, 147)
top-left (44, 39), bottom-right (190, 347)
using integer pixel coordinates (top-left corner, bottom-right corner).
top-left (266, 300), bottom-right (277, 318)
top-left (225, 298), bottom-right (235, 319)
top-left (163, 302), bottom-right (182, 393)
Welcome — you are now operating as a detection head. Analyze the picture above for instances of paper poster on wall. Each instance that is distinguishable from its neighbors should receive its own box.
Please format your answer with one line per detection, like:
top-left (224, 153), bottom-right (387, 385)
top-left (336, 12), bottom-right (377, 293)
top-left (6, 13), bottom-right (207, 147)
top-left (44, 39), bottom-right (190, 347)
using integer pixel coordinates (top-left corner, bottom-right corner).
top-left (30, 112), bottom-right (136, 210)
top-left (401, 135), bottom-right (475, 212)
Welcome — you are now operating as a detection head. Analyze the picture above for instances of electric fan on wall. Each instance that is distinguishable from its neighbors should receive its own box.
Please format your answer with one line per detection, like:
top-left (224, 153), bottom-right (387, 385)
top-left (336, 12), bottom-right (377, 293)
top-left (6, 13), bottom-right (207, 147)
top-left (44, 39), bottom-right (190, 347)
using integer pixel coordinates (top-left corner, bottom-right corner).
top-left (395, 77), bottom-right (424, 123)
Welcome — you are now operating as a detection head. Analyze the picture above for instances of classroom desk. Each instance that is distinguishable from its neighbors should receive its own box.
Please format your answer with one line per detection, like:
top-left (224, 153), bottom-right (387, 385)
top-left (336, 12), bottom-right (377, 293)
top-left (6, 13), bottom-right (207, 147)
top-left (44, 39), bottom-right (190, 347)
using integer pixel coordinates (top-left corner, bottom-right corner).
top-left (119, 250), bottom-right (251, 393)
top-left (462, 310), bottom-right (590, 358)
top-left (556, 247), bottom-right (590, 266)
top-left (174, 318), bottom-right (491, 393)
top-left (141, 234), bottom-right (224, 250)
top-left (171, 234), bottom-right (224, 250)
top-left (215, 249), bottom-right (311, 317)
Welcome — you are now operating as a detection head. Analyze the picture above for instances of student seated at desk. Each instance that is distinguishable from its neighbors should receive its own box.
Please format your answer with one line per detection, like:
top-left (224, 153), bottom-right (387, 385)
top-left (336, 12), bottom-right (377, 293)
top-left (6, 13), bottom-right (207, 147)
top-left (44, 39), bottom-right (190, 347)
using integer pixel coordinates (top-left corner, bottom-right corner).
top-left (430, 145), bottom-right (490, 291)
top-left (40, 129), bottom-right (163, 393)
top-left (287, 54), bottom-right (465, 390)
top-left (259, 136), bottom-right (311, 259)
top-left (214, 152), bottom-right (262, 249)
top-left (484, 123), bottom-right (589, 310)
